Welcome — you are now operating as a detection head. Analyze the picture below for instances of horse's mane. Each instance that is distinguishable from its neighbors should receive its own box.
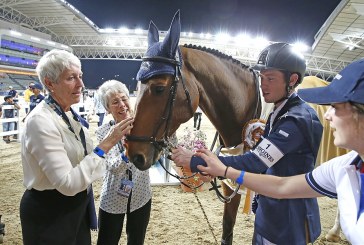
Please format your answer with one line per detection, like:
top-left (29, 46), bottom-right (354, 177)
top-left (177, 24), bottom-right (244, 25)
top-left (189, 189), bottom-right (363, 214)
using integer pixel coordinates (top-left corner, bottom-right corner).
top-left (183, 44), bottom-right (250, 70)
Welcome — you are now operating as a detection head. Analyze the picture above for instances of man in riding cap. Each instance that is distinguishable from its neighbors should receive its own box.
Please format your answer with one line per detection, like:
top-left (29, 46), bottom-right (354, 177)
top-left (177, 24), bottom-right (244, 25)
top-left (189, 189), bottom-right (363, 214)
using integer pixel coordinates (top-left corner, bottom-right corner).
top-left (172, 42), bottom-right (323, 245)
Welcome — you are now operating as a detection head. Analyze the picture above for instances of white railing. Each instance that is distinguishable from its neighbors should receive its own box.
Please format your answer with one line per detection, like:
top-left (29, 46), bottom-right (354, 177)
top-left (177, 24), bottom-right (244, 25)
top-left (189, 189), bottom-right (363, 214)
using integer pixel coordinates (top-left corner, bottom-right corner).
top-left (0, 105), bottom-right (20, 141)
top-left (71, 103), bottom-right (92, 121)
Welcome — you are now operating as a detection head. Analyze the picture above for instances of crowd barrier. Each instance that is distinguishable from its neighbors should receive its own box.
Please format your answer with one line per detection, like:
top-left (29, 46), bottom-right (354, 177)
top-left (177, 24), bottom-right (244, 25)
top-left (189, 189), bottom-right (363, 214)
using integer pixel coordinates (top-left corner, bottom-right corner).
top-left (0, 105), bottom-right (21, 142)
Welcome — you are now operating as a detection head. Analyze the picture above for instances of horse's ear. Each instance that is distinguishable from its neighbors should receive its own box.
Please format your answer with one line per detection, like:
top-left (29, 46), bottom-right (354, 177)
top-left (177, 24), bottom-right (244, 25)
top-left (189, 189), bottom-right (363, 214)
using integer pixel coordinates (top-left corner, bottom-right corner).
top-left (162, 10), bottom-right (181, 57)
top-left (148, 21), bottom-right (159, 46)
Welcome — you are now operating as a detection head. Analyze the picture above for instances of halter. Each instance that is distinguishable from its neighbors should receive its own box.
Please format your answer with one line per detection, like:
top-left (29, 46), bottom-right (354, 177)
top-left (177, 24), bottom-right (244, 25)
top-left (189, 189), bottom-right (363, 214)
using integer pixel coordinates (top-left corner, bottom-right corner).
top-left (126, 53), bottom-right (194, 152)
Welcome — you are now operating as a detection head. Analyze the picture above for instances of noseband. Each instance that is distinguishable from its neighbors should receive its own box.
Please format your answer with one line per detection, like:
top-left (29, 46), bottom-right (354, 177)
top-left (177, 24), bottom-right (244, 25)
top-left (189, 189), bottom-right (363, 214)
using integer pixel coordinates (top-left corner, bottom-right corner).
top-left (126, 55), bottom-right (194, 151)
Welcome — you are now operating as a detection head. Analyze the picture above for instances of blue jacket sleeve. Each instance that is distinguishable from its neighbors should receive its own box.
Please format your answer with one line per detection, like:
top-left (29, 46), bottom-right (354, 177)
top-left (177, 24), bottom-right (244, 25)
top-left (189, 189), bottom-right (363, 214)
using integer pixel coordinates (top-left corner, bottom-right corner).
top-left (190, 117), bottom-right (308, 174)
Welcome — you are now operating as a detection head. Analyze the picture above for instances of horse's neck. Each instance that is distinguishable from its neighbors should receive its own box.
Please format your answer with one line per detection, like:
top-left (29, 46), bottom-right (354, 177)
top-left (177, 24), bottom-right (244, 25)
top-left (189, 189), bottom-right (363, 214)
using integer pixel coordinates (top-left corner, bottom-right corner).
top-left (200, 94), bottom-right (257, 147)
top-left (183, 48), bottom-right (260, 147)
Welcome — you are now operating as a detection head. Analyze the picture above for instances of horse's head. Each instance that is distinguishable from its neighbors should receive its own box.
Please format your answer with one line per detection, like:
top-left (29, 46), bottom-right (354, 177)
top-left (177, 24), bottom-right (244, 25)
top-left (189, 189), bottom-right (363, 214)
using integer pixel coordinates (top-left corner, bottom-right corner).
top-left (125, 10), bottom-right (196, 170)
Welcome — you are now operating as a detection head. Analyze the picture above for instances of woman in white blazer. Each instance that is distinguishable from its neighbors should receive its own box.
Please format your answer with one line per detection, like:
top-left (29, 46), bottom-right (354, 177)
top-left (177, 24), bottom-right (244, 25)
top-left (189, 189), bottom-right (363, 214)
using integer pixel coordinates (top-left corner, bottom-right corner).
top-left (20, 49), bottom-right (133, 245)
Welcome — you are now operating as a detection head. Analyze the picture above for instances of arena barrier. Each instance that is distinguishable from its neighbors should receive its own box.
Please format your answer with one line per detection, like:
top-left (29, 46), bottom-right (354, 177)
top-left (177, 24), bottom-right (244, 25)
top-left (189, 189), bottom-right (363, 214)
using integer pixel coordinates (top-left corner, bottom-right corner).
top-left (0, 105), bottom-right (21, 142)
top-left (71, 103), bottom-right (91, 120)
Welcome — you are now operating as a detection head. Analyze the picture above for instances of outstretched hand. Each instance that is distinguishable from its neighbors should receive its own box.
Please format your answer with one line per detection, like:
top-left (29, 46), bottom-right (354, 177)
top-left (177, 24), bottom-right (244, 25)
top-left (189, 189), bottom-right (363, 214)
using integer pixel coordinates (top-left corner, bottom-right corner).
top-left (195, 148), bottom-right (226, 177)
top-left (171, 146), bottom-right (194, 168)
top-left (110, 117), bottom-right (134, 141)
top-left (100, 117), bottom-right (134, 152)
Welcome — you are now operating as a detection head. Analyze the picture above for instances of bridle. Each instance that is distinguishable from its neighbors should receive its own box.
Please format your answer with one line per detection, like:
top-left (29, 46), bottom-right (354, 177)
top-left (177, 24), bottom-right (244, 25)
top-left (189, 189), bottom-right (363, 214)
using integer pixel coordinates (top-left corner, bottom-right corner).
top-left (126, 53), bottom-right (194, 152)
top-left (127, 53), bottom-right (262, 197)
top-left (126, 54), bottom-right (203, 190)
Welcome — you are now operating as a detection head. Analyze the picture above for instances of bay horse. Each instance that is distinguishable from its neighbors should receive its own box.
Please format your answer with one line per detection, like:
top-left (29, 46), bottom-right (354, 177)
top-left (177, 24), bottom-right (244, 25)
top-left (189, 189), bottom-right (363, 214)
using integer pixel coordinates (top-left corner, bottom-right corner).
top-left (125, 11), bottom-right (261, 244)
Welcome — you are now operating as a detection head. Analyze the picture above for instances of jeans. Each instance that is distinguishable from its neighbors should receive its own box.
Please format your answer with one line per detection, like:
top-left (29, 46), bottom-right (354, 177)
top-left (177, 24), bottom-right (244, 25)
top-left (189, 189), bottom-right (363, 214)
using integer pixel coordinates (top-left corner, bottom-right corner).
top-left (2, 121), bottom-right (15, 132)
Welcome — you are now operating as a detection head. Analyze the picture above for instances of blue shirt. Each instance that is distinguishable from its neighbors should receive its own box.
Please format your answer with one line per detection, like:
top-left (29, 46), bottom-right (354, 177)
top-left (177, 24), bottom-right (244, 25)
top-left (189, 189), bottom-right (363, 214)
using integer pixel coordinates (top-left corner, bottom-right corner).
top-left (29, 94), bottom-right (45, 112)
top-left (2, 101), bottom-right (17, 118)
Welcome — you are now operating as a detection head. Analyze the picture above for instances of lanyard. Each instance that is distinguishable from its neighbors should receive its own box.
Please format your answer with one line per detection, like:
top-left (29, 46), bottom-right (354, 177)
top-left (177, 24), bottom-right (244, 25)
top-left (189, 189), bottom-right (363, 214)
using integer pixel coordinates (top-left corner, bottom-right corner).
top-left (117, 141), bottom-right (129, 163)
top-left (45, 95), bottom-right (88, 156)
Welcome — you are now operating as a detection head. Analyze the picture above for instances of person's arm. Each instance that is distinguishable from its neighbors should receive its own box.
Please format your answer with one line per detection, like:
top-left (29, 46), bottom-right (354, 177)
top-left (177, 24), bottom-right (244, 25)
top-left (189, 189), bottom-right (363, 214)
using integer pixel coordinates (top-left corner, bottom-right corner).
top-left (25, 113), bottom-right (133, 196)
top-left (195, 148), bottom-right (322, 199)
top-left (95, 124), bottom-right (127, 171)
top-left (173, 118), bottom-right (307, 174)
top-left (96, 117), bottom-right (134, 153)
top-left (171, 146), bottom-right (194, 167)
top-left (14, 102), bottom-right (21, 110)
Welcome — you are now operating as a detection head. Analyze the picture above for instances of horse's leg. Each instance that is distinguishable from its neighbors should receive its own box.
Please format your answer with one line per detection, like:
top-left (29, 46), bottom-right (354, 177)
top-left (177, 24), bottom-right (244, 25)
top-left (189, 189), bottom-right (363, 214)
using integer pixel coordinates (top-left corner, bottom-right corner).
top-left (325, 208), bottom-right (341, 242)
top-left (221, 182), bottom-right (241, 245)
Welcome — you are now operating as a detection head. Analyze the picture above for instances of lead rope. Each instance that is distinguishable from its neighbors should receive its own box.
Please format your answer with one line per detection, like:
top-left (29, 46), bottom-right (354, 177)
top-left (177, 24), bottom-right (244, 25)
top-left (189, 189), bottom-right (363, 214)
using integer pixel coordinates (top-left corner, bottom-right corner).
top-left (182, 169), bottom-right (219, 245)
top-left (193, 192), bottom-right (219, 245)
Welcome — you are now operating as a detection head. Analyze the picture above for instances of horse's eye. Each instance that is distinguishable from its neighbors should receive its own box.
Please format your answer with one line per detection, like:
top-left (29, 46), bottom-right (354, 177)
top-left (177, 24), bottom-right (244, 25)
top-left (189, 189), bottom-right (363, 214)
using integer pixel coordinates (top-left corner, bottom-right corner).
top-left (154, 86), bottom-right (165, 95)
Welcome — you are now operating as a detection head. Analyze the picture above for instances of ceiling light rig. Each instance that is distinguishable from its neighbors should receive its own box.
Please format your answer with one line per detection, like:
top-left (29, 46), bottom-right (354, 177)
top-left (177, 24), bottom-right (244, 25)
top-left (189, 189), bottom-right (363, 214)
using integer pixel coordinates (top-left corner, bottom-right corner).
top-left (97, 27), bottom-right (310, 54)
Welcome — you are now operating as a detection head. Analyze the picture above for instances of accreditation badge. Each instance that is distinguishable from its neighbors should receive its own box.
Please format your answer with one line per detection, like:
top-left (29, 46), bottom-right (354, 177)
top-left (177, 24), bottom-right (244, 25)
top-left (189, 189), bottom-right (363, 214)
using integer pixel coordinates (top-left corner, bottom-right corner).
top-left (117, 179), bottom-right (134, 198)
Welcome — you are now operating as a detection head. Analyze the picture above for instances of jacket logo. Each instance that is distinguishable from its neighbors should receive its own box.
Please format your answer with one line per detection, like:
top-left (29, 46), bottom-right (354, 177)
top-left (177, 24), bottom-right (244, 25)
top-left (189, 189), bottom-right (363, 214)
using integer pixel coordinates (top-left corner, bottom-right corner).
top-left (255, 145), bottom-right (274, 162)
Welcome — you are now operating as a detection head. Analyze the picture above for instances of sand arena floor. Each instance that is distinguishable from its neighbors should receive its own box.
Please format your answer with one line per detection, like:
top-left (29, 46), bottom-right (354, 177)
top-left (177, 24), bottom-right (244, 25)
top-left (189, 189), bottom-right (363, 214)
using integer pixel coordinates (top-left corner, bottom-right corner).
top-left (0, 96), bottom-right (349, 244)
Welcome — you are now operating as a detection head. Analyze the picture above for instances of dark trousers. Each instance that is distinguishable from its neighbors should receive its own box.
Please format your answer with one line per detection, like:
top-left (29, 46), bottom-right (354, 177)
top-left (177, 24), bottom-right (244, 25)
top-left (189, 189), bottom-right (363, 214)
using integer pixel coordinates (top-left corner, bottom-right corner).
top-left (20, 189), bottom-right (91, 245)
top-left (193, 112), bottom-right (202, 130)
top-left (96, 113), bottom-right (105, 127)
top-left (97, 199), bottom-right (151, 245)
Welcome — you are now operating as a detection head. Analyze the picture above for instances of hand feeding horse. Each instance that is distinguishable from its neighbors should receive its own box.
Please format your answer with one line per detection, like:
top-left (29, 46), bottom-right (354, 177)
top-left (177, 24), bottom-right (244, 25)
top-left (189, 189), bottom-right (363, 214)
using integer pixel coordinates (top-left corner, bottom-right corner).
top-left (125, 11), bottom-right (261, 244)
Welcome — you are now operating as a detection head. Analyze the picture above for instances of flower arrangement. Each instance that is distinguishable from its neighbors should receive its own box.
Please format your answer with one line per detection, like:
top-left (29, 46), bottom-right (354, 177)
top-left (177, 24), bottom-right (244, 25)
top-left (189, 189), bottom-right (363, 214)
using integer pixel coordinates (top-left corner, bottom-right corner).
top-left (177, 127), bottom-right (208, 151)
top-left (174, 127), bottom-right (209, 192)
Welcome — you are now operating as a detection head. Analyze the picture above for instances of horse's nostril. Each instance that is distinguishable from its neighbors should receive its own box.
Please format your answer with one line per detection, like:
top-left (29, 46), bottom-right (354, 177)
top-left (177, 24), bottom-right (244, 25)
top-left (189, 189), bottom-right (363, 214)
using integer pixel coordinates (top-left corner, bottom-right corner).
top-left (132, 154), bottom-right (145, 168)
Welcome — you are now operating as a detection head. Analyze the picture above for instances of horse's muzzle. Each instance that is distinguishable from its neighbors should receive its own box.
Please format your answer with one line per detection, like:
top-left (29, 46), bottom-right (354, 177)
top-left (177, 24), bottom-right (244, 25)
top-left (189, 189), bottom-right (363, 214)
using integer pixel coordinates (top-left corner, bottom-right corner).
top-left (130, 154), bottom-right (150, 171)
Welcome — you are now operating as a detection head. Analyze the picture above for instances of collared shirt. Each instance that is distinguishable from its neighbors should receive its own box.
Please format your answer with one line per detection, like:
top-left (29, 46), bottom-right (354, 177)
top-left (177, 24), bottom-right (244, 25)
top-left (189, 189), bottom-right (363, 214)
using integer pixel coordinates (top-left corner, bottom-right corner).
top-left (306, 151), bottom-right (364, 244)
top-left (96, 123), bottom-right (152, 214)
top-left (21, 101), bottom-right (106, 196)
top-left (268, 95), bottom-right (289, 134)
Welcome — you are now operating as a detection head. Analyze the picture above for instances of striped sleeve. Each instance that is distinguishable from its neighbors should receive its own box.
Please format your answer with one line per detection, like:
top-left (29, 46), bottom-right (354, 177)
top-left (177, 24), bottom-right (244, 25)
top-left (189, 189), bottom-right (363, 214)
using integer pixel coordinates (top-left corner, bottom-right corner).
top-left (305, 151), bottom-right (358, 199)
top-left (305, 172), bottom-right (337, 198)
